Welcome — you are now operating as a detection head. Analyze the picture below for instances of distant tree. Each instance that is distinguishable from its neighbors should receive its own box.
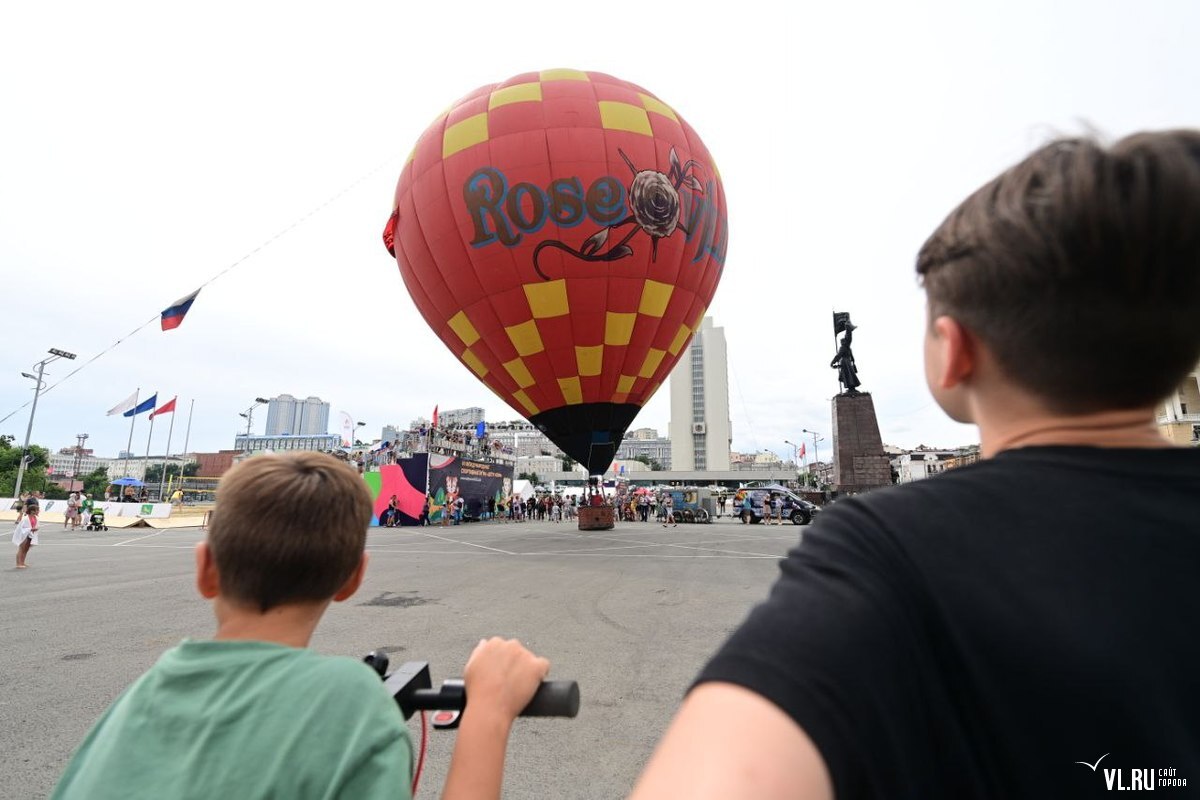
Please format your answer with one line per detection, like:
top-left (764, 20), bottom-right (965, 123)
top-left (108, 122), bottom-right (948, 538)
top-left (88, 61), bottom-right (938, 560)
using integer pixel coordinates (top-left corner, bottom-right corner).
top-left (633, 454), bottom-right (663, 471)
top-left (517, 471), bottom-right (540, 484)
top-left (561, 457), bottom-right (573, 471)
top-left (0, 436), bottom-right (50, 496)
top-left (143, 461), bottom-right (199, 484)
top-left (83, 466), bottom-right (110, 498)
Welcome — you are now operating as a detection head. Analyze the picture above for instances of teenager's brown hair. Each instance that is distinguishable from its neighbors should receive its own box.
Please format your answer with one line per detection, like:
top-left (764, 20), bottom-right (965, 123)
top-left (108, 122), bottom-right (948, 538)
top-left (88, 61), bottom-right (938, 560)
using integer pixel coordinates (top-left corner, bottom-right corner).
top-left (208, 452), bottom-right (371, 612)
top-left (917, 130), bottom-right (1200, 412)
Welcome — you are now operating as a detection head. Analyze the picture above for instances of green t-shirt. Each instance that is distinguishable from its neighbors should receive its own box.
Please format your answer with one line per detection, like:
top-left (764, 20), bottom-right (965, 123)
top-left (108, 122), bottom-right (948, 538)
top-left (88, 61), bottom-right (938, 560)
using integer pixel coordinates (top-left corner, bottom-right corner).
top-left (52, 640), bottom-right (413, 800)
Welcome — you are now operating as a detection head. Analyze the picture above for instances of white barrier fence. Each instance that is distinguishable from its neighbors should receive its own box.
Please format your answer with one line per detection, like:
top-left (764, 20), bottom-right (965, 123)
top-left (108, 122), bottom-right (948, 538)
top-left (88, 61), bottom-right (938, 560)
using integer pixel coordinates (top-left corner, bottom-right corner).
top-left (2, 498), bottom-right (173, 519)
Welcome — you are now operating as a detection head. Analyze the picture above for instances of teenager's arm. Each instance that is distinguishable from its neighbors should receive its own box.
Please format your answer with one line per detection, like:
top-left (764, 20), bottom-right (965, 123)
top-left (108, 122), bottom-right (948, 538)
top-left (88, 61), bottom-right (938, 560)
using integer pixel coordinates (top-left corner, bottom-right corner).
top-left (441, 638), bottom-right (549, 800)
top-left (629, 683), bottom-right (833, 800)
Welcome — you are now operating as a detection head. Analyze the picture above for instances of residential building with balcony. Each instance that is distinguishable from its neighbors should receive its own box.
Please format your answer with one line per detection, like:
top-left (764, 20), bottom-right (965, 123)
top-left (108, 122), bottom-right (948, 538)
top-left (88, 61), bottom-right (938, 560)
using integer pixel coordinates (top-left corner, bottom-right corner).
top-left (1157, 368), bottom-right (1200, 445)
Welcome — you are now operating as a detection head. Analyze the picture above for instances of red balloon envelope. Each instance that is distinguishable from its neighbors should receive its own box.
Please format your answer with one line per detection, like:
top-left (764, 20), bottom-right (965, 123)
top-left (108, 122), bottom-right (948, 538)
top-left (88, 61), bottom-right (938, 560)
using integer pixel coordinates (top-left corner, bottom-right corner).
top-left (385, 69), bottom-right (728, 474)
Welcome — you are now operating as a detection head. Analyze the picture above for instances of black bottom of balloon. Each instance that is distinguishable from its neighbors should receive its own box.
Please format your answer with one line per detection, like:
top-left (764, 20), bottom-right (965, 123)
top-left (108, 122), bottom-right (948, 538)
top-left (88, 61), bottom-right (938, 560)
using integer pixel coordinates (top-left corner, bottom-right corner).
top-left (528, 403), bottom-right (642, 476)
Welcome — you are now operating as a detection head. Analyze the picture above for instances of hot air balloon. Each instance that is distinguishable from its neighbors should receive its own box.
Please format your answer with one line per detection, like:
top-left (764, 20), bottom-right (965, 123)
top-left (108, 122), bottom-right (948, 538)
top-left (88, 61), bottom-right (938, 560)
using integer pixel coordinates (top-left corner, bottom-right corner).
top-left (384, 69), bottom-right (728, 475)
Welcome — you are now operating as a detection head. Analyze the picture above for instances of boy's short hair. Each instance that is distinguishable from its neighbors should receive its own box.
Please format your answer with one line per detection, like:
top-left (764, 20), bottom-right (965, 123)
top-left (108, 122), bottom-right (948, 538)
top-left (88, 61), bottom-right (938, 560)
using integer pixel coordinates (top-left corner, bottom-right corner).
top-left (208, 452), bottom-right (371, 612)
top-left (917, 130), bottom-right (1200, 412)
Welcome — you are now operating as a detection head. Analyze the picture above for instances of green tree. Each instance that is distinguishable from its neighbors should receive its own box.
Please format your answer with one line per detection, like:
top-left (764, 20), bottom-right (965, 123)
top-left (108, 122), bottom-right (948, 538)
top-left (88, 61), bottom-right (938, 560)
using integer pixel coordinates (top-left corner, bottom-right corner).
top-left (517, 471), bottom-right (540, 484)
top-left (83, 466), bottom-right (110, 498)
top-left (142, 461), bottom-right (199, 484)
top-left (632, 454), bottom-right (663, 471)
top-left (0, 435), bottom-right (50, 496)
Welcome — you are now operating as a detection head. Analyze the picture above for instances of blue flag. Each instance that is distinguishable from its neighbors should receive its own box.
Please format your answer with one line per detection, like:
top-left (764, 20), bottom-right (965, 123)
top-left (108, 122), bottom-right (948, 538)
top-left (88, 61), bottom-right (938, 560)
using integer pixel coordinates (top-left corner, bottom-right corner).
top-left (123, 394), bottom-right (158, 417)
top-left (476, 421), bottom-right (486, 439)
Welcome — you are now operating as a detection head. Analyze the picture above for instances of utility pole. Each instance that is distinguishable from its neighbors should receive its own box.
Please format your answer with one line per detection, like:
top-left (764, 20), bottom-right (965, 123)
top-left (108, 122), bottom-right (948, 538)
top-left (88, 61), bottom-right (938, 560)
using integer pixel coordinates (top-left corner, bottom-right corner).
top-left (72, 433), bottom-right (89, 491)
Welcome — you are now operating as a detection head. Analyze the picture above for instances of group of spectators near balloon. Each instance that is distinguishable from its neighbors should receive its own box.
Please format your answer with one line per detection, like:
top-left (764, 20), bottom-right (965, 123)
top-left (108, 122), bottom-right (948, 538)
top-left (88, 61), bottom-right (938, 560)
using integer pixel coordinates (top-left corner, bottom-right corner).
top-left (484, 493), bottom-right (579, 523)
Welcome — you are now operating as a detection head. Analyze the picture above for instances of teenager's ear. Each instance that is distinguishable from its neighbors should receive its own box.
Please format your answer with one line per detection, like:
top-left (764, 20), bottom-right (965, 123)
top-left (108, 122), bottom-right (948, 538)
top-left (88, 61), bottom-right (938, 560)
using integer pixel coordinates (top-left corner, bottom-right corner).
top-left (333, 552), bottom-right (369, 603)
top-left (195, 541), bottom-right (220, 599)
top-left (930, 315), bottom-right (977, 389)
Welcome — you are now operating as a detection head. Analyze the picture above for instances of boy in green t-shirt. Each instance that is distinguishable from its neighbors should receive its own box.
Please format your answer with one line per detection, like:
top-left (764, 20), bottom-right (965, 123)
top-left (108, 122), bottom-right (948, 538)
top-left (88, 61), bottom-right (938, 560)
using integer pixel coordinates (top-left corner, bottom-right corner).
top-left (53, 452), bottom-right (550, 799)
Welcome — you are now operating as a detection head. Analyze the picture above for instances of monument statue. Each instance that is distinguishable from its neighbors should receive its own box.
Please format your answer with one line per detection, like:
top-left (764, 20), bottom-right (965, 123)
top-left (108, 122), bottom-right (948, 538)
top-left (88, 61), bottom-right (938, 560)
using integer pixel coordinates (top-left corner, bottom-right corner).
top-left (829, 311), bottom-right (890, 494)
top-left (830, 316), bottom-right (861, 395)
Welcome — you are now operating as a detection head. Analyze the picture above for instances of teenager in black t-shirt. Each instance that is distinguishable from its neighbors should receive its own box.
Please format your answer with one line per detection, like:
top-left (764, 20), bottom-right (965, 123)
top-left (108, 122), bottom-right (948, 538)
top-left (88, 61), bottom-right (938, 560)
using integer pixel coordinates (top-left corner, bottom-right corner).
top-left (631, 131), bottom-right (1200, 799)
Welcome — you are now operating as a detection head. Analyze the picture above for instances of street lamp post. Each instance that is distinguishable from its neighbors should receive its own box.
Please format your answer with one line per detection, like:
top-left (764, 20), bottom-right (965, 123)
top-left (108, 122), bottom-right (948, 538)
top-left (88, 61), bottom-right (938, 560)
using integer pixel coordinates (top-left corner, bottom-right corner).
top-left (783, 439), bottom-right (800, 479)
top-left (239, 397), bottom-right (269, 451)
top-left (14, 348), bottom-right (77, 498)
top-left (801, 428), bottom-right (825, 488)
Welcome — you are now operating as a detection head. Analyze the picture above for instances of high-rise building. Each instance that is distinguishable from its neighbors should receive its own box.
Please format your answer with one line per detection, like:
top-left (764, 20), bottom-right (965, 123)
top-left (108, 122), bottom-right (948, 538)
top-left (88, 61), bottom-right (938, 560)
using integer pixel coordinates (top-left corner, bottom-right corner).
top-left (668, 317), bottom-right (731, 471)
top-left (265, 394), bottom-right (330, 435)
top-left (297, 396), bottom-right (330, 435)
top-left (265, 394), bottom-right (296, 435)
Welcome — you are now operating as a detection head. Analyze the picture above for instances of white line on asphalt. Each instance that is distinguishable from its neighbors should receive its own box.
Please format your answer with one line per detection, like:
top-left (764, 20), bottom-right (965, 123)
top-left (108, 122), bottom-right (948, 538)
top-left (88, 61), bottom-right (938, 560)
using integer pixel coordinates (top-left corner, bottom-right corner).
top-left (415, 530), bottom-right (514, 555)
top-left (113, 530), bottom-right (168, 546)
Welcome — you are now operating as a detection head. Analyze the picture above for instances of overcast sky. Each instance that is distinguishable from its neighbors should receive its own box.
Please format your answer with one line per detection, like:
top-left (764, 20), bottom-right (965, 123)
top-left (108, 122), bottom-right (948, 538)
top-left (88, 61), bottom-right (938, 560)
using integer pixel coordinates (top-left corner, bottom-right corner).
top-left (2, 0), bottom-right (1197, 463)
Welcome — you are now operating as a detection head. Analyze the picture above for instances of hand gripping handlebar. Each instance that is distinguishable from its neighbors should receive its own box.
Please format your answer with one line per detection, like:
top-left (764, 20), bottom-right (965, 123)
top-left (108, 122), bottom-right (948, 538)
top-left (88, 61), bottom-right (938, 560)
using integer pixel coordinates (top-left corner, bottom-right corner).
top-left (364, 650), bottom-right (580, 722)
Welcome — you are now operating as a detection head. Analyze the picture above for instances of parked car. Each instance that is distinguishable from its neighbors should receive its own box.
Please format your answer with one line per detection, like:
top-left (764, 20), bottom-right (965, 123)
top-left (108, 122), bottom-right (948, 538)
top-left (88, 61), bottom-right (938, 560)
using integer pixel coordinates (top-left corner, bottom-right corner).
top-left (735, 486), bottom-right (819, 525)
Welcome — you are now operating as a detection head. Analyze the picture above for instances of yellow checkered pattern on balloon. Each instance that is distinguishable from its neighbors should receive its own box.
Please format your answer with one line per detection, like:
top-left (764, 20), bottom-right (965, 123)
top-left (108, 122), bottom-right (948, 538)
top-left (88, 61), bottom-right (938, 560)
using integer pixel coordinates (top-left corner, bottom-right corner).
top-left (441, 73), bottom-right (681, 158)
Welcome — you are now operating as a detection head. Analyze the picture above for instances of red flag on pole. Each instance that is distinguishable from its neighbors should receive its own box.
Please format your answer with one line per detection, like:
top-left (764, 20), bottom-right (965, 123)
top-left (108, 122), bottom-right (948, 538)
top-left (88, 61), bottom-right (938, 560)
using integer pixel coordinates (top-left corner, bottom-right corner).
top-left (150, 396), bottom-right (178, 419)
top-left (800, 442), bottom-right (806, 458)
top-left (431, 405), bottom-right (439, 428)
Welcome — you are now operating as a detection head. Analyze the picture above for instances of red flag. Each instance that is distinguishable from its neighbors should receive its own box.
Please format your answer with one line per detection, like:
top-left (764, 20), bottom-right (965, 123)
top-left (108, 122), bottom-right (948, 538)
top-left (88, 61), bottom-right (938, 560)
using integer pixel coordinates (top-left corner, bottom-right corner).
top-left (800, 442), bottom-right (806, 458)
top-left (150, 396), bottom-right (178, 419)
top-left (431, 405), bottom-right (439, 428)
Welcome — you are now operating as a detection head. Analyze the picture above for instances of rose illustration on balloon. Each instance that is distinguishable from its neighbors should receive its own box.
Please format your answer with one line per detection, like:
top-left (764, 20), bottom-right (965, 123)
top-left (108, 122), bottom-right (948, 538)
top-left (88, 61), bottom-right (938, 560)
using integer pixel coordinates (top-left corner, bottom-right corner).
top-left (630, 171), bottom-right (680, 238)
top-left (533, 146), bottom-right (704, 280)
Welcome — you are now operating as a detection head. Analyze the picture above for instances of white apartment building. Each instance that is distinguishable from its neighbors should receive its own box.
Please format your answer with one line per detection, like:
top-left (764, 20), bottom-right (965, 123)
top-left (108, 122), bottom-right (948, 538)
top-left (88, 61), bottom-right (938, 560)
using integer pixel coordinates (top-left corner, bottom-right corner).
top-left (487, 421), bottom-right (566, 460)
top-left (440, 407), bottom-right (486, 427)
top-left (615, 434), bottom-right (672, 469)
top-left (668, 317), bottom-right (731, 471)
top-left (1158, 367), bottom-right (1200, 445)
top-left (48, 450), bottom-right (109, 478)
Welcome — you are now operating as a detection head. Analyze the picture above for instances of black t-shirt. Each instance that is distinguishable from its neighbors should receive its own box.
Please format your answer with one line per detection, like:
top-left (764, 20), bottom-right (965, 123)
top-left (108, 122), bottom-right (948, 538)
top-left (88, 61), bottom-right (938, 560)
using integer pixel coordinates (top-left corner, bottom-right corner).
top-left (698, 446), bottom-right (1200, 798)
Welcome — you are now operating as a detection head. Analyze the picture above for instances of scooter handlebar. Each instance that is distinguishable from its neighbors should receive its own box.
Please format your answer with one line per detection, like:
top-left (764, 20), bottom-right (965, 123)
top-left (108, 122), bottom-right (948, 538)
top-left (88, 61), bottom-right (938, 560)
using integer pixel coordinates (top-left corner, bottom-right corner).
top-left (520, 680), bottom-right (580, 717)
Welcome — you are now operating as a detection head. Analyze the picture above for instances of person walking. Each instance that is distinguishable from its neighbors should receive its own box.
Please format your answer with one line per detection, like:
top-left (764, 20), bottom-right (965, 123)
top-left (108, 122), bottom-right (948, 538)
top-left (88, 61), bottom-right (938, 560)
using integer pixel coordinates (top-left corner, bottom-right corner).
top-left (663, 494), bottom-right (677, 528)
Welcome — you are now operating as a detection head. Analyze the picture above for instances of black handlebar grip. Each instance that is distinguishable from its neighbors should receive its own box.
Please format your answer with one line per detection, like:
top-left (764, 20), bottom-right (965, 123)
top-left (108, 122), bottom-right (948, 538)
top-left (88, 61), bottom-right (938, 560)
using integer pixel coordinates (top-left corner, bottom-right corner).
top-left (519, 681), bottom-right (580, 717)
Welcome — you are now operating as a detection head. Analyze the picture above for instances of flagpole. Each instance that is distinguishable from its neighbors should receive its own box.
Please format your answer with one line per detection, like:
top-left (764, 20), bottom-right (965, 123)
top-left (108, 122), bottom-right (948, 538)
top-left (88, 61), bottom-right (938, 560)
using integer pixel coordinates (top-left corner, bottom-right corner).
top-left (142, 406), bottom-right (156, 498)
top-left (179, 399), bottom-right (195, 488)
top-left (158, 402), bottom-right (176, 501)
top-left (123, 388), bottom-right (139, 480)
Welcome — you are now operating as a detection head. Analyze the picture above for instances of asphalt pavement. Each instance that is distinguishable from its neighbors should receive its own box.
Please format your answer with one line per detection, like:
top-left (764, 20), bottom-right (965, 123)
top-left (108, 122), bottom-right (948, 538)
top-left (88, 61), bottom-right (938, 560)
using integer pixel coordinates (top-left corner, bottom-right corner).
top-left (0, 516), bottom-right (805, 799)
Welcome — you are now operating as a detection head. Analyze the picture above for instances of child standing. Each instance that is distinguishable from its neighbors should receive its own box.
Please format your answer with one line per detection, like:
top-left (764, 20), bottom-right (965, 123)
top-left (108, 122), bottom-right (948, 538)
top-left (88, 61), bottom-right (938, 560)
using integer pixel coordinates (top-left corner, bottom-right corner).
top-left (12, 505), bottom-right (39, 568)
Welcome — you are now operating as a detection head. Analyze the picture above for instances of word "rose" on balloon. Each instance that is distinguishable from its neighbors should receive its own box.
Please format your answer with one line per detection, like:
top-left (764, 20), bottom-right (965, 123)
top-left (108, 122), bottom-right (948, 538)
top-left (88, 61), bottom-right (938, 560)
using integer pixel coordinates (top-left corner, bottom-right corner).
top-left (465, 167), bottom-right (626, 247)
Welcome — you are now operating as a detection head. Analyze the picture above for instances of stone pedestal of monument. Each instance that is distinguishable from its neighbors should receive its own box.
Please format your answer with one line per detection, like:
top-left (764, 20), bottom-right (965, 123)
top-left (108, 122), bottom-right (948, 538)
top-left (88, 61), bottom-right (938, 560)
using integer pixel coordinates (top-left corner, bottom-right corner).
top-left (832, 392), bottom-right (892, 494)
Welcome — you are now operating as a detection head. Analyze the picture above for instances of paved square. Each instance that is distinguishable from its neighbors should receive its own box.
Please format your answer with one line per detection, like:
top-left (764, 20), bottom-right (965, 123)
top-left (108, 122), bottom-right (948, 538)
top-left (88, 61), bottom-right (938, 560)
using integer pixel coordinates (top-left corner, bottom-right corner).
top-left (1, 517), bottom-right (804, 799)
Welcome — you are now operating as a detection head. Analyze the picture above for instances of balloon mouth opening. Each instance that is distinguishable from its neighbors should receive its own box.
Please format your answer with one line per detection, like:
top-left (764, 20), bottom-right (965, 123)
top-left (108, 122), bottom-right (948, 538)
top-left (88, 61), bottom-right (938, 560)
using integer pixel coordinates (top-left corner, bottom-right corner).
top-left (383, 209), bottom-right (399, 257)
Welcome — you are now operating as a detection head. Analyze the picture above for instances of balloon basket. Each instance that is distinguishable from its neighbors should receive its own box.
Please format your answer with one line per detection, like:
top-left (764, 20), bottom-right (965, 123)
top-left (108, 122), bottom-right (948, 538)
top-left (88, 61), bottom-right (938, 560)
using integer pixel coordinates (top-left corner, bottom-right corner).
top-left (577, 506), bottom-right (615, 531)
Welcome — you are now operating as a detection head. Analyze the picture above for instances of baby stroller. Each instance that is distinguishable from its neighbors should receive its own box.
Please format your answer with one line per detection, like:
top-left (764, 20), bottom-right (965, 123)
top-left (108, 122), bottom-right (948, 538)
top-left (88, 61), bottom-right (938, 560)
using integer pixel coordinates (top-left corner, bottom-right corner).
top-left (86, 508), bottom-right (108, 531)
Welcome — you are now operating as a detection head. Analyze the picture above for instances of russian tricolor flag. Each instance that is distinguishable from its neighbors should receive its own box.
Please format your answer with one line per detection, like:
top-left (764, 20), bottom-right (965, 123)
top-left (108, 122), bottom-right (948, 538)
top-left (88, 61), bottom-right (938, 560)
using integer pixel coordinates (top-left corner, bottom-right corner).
top-left (161, 289), bottom-right (200, 331)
